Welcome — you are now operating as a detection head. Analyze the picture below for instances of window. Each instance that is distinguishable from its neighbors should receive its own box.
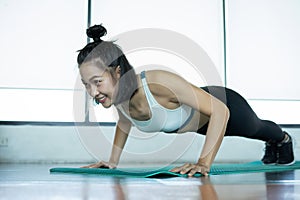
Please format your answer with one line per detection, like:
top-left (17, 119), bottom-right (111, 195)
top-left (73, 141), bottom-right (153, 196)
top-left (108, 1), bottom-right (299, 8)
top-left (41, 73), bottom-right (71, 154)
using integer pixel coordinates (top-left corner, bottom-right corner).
top-left (0, 0), bottom-right (87, 122)
top-left (225, 0), bottom-right (300, 124)
top-left (90, 0), bottom-right (225, 122)
top-left (1, 0), bottom-right (299, 125)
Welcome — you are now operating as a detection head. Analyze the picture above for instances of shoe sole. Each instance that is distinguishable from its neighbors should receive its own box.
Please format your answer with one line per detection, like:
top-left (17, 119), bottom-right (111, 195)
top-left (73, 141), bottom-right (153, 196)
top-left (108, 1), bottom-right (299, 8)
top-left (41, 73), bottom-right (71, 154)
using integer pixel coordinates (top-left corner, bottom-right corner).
top-left (262, 162), bottom-right (277, 165)
top-left (276, 132), bottom-right (295, 166)
top-left (276, 160), bottom-right (295, 166)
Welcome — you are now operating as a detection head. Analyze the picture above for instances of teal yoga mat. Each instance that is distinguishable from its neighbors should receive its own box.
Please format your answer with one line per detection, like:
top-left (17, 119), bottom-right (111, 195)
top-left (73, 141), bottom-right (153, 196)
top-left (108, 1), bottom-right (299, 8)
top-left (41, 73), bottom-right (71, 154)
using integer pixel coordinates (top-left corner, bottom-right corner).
top-left (50, 161), bottom-right (300, 178)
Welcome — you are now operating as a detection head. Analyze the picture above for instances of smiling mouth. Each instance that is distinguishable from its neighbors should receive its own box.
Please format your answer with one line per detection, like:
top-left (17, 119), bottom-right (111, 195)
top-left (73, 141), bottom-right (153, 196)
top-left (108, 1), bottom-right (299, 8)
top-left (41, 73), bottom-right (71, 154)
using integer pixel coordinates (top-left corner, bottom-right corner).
top-left (96, 95), bottom-right (107, 104)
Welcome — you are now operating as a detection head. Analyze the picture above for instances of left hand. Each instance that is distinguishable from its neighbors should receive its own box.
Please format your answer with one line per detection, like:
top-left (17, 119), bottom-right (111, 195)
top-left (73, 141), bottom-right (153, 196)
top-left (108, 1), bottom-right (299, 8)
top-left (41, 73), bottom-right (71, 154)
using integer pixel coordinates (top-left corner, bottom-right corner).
top-left (169, 163), bottom-right (210, 177)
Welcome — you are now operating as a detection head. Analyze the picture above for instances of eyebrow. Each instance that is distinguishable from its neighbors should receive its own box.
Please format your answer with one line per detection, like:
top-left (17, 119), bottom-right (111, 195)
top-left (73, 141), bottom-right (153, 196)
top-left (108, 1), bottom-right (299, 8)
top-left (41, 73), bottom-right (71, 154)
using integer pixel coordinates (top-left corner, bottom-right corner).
top-left (88, 75), bottom-right (102, 81)
top-left (81, 75), bottom-right (102, 84)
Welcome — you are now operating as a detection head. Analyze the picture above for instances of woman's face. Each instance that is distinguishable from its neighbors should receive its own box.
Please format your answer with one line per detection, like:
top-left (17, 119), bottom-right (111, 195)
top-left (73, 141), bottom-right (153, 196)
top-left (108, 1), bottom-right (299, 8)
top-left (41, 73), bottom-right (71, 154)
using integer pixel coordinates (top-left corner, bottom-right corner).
top-left (79, 62), bottom-right (120, 108)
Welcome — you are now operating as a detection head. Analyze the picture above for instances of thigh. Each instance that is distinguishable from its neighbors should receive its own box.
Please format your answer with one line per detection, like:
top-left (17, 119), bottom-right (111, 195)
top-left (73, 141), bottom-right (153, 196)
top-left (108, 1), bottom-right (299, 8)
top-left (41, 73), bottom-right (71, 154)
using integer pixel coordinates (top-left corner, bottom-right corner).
top-left (198, 86), bottom-right (261, 137)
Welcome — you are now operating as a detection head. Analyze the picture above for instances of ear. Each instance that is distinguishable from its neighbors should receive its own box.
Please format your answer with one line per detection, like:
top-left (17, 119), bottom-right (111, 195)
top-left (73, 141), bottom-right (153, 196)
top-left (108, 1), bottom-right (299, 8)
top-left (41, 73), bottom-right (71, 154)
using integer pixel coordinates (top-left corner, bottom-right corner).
top-left (115, 66), bottom-right (121, 78)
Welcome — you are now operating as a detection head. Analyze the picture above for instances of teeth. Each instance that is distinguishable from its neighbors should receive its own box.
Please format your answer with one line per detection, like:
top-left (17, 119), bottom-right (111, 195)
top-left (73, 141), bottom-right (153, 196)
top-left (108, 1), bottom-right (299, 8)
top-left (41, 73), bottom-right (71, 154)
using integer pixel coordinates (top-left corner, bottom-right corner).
top-left (97, 95), bottom-right (107, 101)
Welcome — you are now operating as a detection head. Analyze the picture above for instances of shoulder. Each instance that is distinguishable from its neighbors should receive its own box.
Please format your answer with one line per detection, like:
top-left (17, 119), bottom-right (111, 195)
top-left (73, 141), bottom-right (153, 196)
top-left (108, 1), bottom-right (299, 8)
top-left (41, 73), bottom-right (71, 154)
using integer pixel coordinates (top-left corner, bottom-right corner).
top-left (142, 69), bottom-right (204, 101)
top-left (142, 70), bottom-right (214, 110)
top-left (143, 70), bottom-right (199, 93)
top-left (143, 70), bottom-right (187, 85)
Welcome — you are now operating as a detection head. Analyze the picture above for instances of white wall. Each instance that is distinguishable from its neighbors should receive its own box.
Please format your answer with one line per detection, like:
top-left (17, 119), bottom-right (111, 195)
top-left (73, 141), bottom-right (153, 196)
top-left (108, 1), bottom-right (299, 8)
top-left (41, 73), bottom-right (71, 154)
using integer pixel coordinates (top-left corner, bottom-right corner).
top-left (1, 0), bottom-right (300, 164)
top-left (89, 0), bottom-right (225, 122)
top-left (226, 0), bottom-right (300, 124)
top-left (1, 126), bottom-right (299, 164)
top-left (0, 0), bottom-right (87, 122)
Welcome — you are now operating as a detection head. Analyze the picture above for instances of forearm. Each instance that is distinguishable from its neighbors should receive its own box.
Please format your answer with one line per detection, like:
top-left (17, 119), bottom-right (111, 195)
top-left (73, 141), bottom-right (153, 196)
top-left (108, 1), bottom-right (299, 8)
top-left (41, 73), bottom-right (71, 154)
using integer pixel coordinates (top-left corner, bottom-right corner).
top-left (109, 120), bottom-right (131, 166)
top-left (170, 109), bottom-right (229, 177)
top-left (198, 106), bottom-right (229, 169)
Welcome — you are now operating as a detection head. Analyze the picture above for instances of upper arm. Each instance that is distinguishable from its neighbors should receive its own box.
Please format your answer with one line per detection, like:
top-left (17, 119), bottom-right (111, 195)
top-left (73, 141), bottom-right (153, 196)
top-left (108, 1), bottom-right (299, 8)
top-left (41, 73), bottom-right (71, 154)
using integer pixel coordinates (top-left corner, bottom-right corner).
top-left (149, 70), bottom-right (229, 117)
top-left (116, 108), bottom-right (132, 134)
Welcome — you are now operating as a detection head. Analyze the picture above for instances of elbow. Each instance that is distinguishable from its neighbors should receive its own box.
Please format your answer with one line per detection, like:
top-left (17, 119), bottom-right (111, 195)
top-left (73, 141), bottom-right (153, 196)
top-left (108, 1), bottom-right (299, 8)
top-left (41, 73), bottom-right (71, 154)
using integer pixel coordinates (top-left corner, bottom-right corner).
top-left (209, 104), bottom-right (230, 124)
top-left (206, 99), bottom-right (230, 124)
top-left (215, 104), bottom-right (230, 124)
top-left (224, 106), bottom-right (230, 122)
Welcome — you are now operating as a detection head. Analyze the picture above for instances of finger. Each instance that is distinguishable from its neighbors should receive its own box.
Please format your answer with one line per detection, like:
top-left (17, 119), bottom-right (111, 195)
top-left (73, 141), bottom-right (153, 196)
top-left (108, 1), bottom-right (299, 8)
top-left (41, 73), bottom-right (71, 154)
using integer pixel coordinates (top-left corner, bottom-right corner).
top-left (170, 163), bottom-right (191, 172)
top-left (190, 168), bottom-right (209, 177)
top-left (108, 164), bottom-right (116, 169)
top-left (200, 167), bottom-right (209, 176)
top-left (88, 163), bottom-right (99, 168)
top-left (188, 169), bottom-right (198, 177)
top-left (80, 164), bottom-right (95, 168)
top-left (202, 171), bottom-right (209, 176)
top-left (81, 162), bottom-right (107, 169)
top-left (169, 166), bottom-right (181, 172)
top-left (180, 165), bottom-right (194, 175)
top-left (185, 164), bottom-right (209, 177)
top-left (94, 163), bottom-right (109, 168)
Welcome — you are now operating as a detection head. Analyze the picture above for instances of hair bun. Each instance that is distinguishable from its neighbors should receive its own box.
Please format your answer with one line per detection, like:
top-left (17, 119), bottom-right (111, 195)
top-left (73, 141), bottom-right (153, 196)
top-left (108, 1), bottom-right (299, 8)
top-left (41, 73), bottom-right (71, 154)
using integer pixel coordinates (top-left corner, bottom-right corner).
top-left (86, 24), bottom-right (107, 42)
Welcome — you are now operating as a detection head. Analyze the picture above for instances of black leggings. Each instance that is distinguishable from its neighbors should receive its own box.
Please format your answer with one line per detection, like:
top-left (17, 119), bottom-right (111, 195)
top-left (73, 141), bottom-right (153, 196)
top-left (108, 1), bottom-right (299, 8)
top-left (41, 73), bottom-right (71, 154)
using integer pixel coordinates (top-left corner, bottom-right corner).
top-left (197, 86), bottom-right (285, 142)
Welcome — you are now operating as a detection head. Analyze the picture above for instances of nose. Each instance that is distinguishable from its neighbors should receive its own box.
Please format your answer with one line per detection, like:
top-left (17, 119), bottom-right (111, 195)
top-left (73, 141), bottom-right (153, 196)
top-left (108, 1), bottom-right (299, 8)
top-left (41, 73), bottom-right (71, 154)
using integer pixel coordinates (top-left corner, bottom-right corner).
top-left (89, 85), bottom-right (100, 98)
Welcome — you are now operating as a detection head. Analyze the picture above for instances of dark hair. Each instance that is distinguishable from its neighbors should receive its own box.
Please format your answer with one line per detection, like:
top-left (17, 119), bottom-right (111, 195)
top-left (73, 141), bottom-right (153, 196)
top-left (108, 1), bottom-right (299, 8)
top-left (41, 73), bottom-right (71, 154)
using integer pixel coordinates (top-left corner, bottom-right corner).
top-left (77, 24), bottom-right (137, 105)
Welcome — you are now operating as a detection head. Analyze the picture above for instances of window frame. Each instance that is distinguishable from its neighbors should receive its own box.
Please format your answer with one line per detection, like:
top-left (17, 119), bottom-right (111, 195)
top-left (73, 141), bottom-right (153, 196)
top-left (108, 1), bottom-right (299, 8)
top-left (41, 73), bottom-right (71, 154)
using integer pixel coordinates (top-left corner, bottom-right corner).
top-left (1, 0), bottom-right (299, 127)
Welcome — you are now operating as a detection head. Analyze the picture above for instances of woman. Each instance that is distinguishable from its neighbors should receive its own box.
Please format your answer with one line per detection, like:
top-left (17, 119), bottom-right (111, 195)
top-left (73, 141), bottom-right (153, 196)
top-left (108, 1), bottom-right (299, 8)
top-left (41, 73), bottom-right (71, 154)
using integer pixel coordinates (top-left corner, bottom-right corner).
top-left (78, 24), bottom-right (294, 177)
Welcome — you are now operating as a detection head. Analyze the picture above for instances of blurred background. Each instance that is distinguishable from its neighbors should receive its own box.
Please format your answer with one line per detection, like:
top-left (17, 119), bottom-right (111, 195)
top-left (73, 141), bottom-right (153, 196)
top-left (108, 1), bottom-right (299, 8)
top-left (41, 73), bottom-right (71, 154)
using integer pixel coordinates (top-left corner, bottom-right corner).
top-left (0, 0), bottom-right (299, 165)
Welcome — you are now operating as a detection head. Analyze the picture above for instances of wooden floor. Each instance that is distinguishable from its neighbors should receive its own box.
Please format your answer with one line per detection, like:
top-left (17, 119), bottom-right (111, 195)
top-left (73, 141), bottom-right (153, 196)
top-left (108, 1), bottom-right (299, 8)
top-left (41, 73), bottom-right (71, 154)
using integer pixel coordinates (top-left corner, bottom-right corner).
top-left (1, 164), bottom-right (300, 200)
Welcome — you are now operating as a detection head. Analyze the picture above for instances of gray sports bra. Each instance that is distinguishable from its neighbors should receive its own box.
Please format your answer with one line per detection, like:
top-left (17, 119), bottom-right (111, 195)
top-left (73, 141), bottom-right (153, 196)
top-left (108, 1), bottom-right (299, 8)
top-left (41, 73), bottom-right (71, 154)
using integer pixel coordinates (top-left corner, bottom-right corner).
top-left (118, 71), bottom-right (194, 133)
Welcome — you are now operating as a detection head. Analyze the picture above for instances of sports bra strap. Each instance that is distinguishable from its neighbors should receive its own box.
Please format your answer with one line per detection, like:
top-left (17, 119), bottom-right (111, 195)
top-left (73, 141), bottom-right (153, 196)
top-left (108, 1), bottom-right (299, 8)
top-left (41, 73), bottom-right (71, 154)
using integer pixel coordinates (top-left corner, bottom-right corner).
top-left (140, 71), bottom-right (157, 106)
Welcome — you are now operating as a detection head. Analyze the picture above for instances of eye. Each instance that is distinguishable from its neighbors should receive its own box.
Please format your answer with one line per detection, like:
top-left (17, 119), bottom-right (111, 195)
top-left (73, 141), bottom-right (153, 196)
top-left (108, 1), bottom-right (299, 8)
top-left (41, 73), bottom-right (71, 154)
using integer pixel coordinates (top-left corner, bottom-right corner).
top-left (94, 79), bottom-right (102, 86)
top-left (82, 82), bottom-right (90, 88)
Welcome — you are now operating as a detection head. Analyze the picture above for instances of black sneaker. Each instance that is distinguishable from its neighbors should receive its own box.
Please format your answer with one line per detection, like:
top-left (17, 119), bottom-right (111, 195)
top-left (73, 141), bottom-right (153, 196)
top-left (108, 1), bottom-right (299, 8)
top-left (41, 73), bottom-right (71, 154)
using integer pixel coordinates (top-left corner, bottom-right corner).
top-left (277, 132), bottom-right (295, 165)
top-left (261, 141), bottom-right (278, 165)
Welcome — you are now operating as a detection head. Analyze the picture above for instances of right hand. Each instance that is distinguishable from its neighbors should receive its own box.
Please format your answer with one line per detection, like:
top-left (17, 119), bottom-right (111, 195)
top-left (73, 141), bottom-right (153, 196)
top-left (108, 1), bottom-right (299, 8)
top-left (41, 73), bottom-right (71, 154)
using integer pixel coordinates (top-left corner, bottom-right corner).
top-left (80, 161), bottom-right (117, 169)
